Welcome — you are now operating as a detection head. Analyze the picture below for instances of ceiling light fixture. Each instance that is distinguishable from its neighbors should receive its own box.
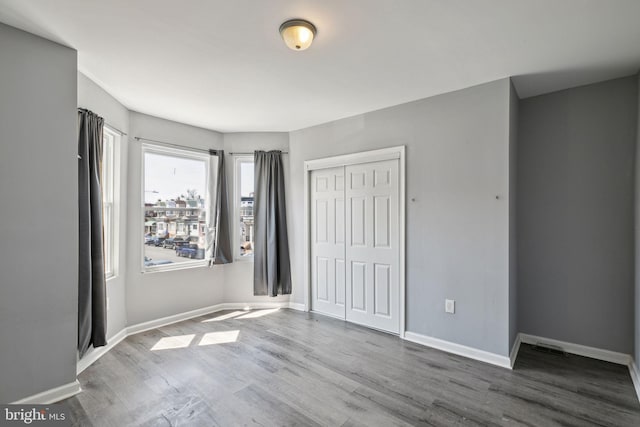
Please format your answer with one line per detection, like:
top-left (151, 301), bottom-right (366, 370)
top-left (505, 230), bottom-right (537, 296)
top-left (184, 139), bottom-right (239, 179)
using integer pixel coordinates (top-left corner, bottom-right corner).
top-left (279, 19), bottom-right (317, 51)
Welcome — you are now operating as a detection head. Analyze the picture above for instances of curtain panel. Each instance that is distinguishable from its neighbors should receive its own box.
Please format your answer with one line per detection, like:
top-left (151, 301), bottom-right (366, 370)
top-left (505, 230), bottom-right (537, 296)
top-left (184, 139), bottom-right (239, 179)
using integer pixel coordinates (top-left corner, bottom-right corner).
top-left (209, 150), bottom-right (232, 264)
top-left (77, 108), bottom-right (107, 358)
top-left (253, 150), bottom-right (292, 296)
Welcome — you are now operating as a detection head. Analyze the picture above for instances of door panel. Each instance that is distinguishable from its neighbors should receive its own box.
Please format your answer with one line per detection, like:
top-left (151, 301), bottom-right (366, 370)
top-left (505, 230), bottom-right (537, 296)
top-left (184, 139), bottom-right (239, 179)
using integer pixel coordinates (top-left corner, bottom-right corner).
top-left (351, 261), bottom-right (367, 311)
top-left (351, 197), bottom-right (366, 246)
top-left (345, 159), bottom-right (400, 333)
top-left (335, 259), bottom-right (345, 305)
top-left (374, 196), bottom-right (390, 248)
top-left (374, 263), bottom-right (391, 316)
top-left (316, 257), bottom-right (329, 301)
top-left (311, 167), bottom-right (346, 318)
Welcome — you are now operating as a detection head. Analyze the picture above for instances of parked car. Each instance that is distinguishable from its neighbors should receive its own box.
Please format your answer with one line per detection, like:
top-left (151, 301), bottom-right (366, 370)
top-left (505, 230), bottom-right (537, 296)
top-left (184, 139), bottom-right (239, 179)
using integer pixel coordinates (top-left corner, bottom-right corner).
top-left (163, 236), bottom-right (189, 249)
top-left (146, 236), bottom-right (165, 246)
top-left (176, 246), bottom-right (197, 258)
top-left (144, 256), bottom-right (173, 267)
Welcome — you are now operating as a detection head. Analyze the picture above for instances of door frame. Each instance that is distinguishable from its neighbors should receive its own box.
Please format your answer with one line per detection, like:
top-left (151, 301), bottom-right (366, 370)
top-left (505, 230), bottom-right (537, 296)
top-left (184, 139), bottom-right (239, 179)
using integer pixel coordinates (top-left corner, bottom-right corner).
top-left (303, 146), bottom-right (406, 337)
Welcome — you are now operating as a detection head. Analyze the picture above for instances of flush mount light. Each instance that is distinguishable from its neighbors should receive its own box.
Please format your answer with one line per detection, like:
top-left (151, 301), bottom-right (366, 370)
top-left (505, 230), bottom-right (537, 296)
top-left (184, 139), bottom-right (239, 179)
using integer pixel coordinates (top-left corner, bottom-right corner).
top-left (279, 19), bottom-right (317, 51)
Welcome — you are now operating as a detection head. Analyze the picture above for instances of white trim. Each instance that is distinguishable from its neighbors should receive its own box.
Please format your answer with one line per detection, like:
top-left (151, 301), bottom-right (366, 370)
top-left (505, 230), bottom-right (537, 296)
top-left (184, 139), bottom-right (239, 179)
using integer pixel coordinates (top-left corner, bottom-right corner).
top-left (509, 334), bottom-right (522, 368)
top-left (140, 143), bottom-right (211, 273)
top-left (398, 146), bottom-right (406, 338)
top-left (288, 302), bottom-right (306, 311)
top-left (519, 333), bottom-right (631, 365)
top-left (102, 125), bottom-right (121, 280)
top-left (303, 146), bottom-right (406, 337)
top-left (303, 163), bottom-right (311, 312)
top-left (77, 328), bottom-right (128, 374)
top-left (12, 380), bottom-right (81, 404)
top-left (126, 303), bottom-right (228, 336)
top-left (629, 359), bottom-right (640, 403)
top-left (305, 146), bottom-right (403, 171)
top-left (404, 331), bottom-right (512, 369)
top-left (214, 301), bottom-right (293, 312)
top-left (142, 259), bottom-right (210, 274)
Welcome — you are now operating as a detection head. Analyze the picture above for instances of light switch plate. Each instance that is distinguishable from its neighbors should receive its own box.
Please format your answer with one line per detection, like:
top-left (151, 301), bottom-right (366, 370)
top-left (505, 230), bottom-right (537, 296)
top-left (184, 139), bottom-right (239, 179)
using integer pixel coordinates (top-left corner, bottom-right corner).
top-left (445, 299), bottom-right (455, 314)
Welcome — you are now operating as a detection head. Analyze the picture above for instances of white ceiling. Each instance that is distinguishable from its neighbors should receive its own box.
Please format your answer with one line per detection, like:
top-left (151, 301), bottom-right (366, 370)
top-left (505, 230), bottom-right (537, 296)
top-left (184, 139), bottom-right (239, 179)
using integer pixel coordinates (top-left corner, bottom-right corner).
top-left (1, 0), bottom-right (639, 132)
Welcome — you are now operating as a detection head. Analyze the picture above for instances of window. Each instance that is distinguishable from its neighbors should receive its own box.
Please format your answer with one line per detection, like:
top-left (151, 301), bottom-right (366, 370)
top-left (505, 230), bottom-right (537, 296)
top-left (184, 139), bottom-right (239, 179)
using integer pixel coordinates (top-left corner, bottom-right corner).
top-left (235, 157), bottom-right (254, 259)
top-left (142, 144), bottom-right (212, 271)
top-left (102, 126), bottom-right (119, 279)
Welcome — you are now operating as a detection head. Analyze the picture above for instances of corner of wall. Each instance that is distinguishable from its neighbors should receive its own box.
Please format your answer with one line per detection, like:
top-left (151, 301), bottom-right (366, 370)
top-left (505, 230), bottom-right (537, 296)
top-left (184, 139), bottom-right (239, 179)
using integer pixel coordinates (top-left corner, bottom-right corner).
top-left (508, 80), bottom-right (520, 351)
top-left (635, 71), bottom-right (640, 366)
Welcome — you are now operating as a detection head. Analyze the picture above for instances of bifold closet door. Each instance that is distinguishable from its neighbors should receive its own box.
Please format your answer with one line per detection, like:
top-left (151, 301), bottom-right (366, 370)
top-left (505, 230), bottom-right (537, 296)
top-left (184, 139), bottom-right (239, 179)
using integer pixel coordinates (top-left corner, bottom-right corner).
top-left (310, 167), bottom-right (346, 318)
top-left (345, 159), bottom-right (400, 333)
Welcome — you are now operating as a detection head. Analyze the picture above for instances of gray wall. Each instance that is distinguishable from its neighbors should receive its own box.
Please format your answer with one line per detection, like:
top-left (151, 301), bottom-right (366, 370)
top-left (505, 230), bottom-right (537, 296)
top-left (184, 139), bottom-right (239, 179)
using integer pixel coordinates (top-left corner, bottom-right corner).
top-left (222, 132), bottom-right (291, 305)
top-left (0, 23), bottom-right (78, 402)
top-left (290, 79), bottom-right (513, 356)
top-left (125, 112), bottom-right (226, 325)
top-left (517, 76), bottom-right (637, 354)
top-left (77, 72), bottom-right (130, 340)
top-left (509, 81), bottom-right (519, 351)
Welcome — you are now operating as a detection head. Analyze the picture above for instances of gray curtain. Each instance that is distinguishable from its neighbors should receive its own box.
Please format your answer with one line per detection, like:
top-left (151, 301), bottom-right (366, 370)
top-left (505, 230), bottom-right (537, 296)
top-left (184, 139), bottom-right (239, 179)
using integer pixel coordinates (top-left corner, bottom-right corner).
top-left (253, 151), bottom-right (291, 296)
top-left (78, 108), bottom-right (107, 358)
top-left (210, 150), bottom-right (232, 264)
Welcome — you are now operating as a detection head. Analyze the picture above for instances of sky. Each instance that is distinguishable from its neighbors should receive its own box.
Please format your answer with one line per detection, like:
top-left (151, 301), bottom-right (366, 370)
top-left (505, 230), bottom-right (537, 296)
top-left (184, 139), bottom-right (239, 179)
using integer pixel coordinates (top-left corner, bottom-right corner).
top-left (144, 152), bottom-right (206, 203)
top-left (240, 161), bottom-right (254, 197)
top-left (144, 153), bottom-right (254, 203)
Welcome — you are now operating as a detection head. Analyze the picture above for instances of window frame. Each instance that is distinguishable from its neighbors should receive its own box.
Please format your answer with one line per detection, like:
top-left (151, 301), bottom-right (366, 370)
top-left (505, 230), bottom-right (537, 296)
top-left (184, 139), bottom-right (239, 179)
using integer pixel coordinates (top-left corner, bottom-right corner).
top-left (141, 143), bottom-right (212, 273)
top-left (234, 156), bottom-right (255, 261)
top-left (102, 125), bottom-right (120, 280)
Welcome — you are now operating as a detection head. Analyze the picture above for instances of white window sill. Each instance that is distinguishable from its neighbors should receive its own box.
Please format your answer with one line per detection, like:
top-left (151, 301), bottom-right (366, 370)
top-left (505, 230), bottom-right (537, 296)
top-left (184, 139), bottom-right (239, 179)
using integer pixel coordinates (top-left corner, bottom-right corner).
top-left (142, 259), bottom-right (214, 274)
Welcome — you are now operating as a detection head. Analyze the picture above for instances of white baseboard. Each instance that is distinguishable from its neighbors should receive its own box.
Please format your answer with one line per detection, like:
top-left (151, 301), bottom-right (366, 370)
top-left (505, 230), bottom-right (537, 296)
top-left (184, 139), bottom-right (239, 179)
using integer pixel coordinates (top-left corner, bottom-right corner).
top-left (288, 302), bottom-right (306, 311)
top-left (404, 331), bottom-right (512, 369)
top-left (126, 303), bottom-right (228, 336)
top-left (509, 334), bottom-right (522, 368)
top-left (11, 380), bottom-right (81, 404)
top-left (77, 328), bottom-right (128, 375)
top-left (219, 301), bottom-right (292, 311)
top-left (628, 359), bottom-right (640, 403)
top-left (519, 333), bottom-right (631, 366)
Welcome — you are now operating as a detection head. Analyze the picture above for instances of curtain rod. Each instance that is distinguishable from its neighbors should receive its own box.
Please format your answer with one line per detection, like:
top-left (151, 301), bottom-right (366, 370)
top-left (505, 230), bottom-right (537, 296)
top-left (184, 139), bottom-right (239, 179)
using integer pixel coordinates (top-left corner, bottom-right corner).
top-left (105, 122), bottom-right (127, 136)
top-left (134, 137), bottom-right (289, 156)
top-left (134, 136), bottom-right (214, 154)
top-left (230, 152), bottom-right (289, 155)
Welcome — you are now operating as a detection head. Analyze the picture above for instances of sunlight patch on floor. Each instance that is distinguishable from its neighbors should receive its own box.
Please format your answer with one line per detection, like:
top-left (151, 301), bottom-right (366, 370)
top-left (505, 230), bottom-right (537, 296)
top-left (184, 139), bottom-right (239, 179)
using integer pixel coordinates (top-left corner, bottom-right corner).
top-left (150, 334), bottom-right (195, 351)
top-left (198, 330), bottom-right (240, 346)
top-left (236, 308), bottom-right (280, 319)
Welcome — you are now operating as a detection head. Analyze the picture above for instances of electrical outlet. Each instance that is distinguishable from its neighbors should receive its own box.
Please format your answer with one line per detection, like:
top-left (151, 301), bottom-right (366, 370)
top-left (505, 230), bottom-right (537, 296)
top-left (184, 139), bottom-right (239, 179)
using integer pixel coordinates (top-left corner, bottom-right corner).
top-left (445, 299), bottom-right (455, 314)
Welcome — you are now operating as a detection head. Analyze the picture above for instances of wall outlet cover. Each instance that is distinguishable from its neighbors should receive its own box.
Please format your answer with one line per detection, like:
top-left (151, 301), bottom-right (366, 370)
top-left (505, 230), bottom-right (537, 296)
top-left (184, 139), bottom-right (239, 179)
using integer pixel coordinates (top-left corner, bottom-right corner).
top-left (445, 299), bottom-right (455, 314)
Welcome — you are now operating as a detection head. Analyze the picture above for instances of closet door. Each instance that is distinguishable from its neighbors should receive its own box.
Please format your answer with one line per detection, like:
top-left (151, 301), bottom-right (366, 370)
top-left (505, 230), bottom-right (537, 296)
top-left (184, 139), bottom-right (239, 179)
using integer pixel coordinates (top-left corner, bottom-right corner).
top-left (345, 159), bottom-right (400, 333)
top-left (310, 167), bottom-right (346, 318)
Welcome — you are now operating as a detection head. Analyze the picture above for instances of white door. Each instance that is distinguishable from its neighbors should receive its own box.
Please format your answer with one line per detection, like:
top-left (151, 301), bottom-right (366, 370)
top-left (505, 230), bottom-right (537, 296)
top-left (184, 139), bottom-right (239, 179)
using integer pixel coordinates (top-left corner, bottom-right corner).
top-left (345, 159), bottom-right (400, 333)
top-left (310, 167), bottom-right (346, 318)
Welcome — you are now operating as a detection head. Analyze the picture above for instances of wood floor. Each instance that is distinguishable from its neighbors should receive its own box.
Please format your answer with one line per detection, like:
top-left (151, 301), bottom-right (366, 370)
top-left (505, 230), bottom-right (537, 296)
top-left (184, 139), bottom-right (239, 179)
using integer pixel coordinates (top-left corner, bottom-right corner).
top-left (64, 309), bottom-right (640, 426)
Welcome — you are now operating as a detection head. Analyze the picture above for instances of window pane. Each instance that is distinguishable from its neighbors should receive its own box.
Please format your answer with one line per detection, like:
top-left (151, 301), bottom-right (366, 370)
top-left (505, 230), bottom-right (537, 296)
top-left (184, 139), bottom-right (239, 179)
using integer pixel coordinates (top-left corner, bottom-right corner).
top-left (144, 151), bottom-right (208, 268)
top-left (239, 161), bottom-right (254, 257)
top-left (102, 129), bottom-right (116, 278)
top-left (103, 204), bottom-right (113, 276)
